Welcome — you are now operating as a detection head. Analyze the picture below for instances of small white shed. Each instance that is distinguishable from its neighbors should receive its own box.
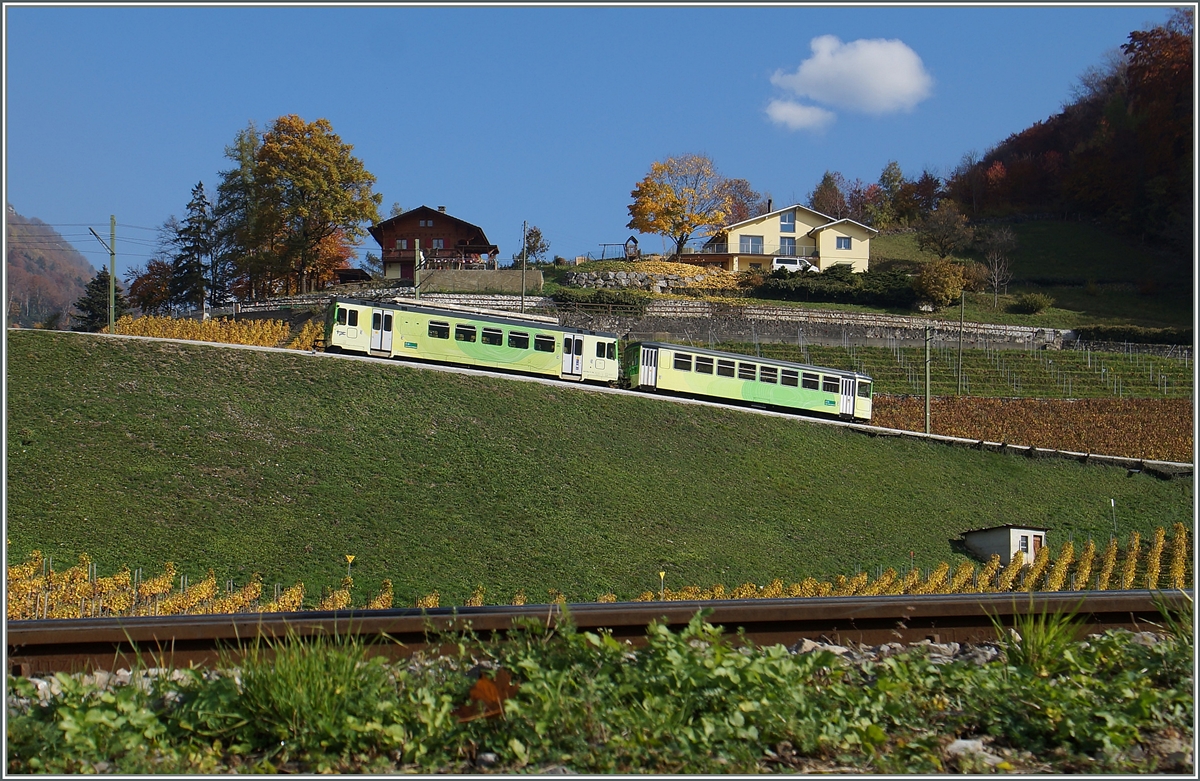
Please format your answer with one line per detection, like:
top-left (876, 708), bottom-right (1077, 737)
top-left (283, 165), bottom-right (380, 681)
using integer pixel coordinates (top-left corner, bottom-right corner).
top-left (961, 525), bottom-right (1049, 565)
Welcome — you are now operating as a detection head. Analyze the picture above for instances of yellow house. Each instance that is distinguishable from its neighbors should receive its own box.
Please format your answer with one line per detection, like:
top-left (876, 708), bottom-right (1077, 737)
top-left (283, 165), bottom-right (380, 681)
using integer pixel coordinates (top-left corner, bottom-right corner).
top-left (688, 204), bottom-right (877, 273)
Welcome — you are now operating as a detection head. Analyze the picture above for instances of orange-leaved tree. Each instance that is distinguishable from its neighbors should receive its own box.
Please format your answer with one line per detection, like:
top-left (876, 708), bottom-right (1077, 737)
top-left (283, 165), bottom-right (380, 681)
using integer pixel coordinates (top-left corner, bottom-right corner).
top-left (627, 153), bottom-right (735, 259)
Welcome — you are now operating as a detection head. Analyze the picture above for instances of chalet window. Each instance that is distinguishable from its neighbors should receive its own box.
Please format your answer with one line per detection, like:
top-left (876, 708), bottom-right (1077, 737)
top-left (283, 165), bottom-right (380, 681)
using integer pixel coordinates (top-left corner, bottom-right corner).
top-left (801, 372), bottom-right (819, 390)
top-left (432, 238), bottom-right (444, 249)
top-left (429, 321), bottom-right (450, 339)
top-left (482, 328), bottom-right (503, 346)
top-left (781, 369), bottom-right (798, 387)
top-left (674, 353), bottom-right (692, 371)
top-left (836, 236), bottom-right (852, 250)
top-left (508, 331), bottom-right (530, 349)
top-left (695, 356), bottom-right (714, 374)
top-left (717, 360), bottom-right (735, 377)
top-left (780, 237), bottom-right (796, 255)
top-left (419, 219), bottom-right (433, 227)
top-left (739, 235), bottom-right (764, 254)
top-left (534, 335), bottom-right (555, 352)
top-left (823, 376), bottom-right (841, 393)
top-left (395, 239), bottom-right (408, 250)
top-left (738, 362), bottom-right (757, 380)
top-left (780, 211), bottom-right (795, 233)
top-left (454, 324), bottom-right (477, 342)
top-left (759, 366), bottom-right (778, 384)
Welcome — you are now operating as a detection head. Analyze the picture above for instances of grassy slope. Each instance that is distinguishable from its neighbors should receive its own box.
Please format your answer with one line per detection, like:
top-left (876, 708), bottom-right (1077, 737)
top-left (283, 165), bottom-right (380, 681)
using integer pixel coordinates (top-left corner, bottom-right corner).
top-left (6, 331), bottom-right (1192, 607)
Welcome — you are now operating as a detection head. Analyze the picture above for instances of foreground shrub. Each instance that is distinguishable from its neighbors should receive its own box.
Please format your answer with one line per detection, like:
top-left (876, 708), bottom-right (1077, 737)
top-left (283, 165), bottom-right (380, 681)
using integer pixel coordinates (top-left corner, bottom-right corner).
top-left (1010, 292), bottom-right (1055, 314)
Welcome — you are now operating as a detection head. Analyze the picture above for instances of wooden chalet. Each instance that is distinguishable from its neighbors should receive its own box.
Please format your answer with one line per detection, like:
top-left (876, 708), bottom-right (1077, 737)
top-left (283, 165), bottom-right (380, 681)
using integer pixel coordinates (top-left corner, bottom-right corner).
top-left (368, 205), bottom-right (500, 282)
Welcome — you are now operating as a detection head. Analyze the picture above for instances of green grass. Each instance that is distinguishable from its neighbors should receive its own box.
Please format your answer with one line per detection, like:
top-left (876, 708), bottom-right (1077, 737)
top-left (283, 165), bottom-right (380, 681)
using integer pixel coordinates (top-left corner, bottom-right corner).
top-left (6, 330), bottom-right (1193, 607)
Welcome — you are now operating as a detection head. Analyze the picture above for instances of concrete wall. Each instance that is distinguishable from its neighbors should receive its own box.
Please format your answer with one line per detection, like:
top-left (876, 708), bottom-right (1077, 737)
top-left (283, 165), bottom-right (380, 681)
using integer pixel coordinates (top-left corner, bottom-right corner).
top-left (416, 270), bottom-right (543, 294)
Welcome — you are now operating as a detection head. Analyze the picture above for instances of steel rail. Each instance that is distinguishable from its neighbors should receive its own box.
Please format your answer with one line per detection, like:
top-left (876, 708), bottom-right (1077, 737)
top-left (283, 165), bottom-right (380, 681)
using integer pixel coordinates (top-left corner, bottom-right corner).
top-left (8, 591), bottom-right (1188, 678)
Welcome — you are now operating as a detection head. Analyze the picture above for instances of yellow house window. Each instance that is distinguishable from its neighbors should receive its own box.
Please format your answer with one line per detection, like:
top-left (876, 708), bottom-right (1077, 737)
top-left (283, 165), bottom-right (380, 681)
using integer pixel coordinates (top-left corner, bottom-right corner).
top-left (836, 236), bottom-right (852, 250)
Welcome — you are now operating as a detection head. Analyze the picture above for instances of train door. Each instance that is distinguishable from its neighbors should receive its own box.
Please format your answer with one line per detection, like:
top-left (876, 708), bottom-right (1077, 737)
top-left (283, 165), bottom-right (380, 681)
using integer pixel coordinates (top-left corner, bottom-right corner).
top-left (839, 376), bottom-right (856, 417)
top-left (640, 345), bottom-right (659, 388)
top-left (370, 308), bottom-right (394, 353)
top-left (561, 335), bottom-right (583, 379)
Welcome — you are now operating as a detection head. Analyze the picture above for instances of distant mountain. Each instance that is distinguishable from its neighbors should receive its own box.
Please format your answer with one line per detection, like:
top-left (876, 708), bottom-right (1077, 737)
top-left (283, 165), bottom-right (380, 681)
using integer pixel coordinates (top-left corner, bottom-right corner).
top-left (6, 204), bottom-right (97, 328)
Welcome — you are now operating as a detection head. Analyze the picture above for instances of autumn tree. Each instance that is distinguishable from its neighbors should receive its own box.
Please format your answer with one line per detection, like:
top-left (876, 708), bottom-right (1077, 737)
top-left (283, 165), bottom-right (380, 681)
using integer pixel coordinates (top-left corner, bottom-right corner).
top-left (124, 257), bottom-right (174, 316)
top-left (912, 258), bottom-right (964, 310)
top-left (256, 115), bottom-right (382, 293)
top-left (627, 153), bottom-right (735, 258)
top-left (916, 201), bottom-right (974, 259)
top-left (724, 178), bottom-right (768, 224)
top-left (71, 269), bottom-right (129, 332)
top-left (807, 171), bottom-right (849, 218)
top-left (512, 225), bottom-right (550, 267)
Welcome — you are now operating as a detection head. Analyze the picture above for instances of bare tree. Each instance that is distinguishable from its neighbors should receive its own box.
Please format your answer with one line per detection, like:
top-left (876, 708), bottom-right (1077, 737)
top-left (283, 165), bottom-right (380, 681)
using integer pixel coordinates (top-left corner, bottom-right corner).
top-left (984, 250), bottom-right (1013, 308)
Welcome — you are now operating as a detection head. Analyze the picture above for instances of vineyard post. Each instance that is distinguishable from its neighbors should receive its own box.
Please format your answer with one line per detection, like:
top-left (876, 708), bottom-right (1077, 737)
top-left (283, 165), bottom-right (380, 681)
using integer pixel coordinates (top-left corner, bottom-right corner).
top-left (924, 327), bottom-right (931, 434)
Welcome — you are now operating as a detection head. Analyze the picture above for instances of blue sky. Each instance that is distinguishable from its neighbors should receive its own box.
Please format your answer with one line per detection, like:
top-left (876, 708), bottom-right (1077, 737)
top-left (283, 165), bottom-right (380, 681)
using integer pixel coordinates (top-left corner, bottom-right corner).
top-left (3, 3), bottom-right (1179, 278)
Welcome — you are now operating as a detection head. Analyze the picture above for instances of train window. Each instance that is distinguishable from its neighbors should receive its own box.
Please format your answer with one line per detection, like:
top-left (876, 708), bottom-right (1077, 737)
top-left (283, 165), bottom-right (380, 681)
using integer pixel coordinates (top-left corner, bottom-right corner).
top-left (606, 342), bottom-right (616, 360)
top-left (695, 356), bottom-right (714, 374)
top-left (760, 366), bottom-right (778, 384)
top-left (348, 310), bottom-right (358, 327)
top-left (337, 308), bottom-right (347, 326)
top-left (857, 381), bottom-right (871, 398)
top-left (781, 369), bottom-right (799, 387)
top-left (385, 314), bottom-right (394, 331)
top-left (482, 328), bottom-right (503, 346)
top-left (455, 325), bottom-right (477, 343)
top-left (596, 342), bottom-right (606, 358)
top-left (717, 360), bottom-right (735, 377)
top-left (508, 331), bottom-right (530, 349)
top-left (563, 336), bottom-right (573, 354)
top-left (823, 376), bottom-right (841, 393)
top-left (429, 321), bottom-right (450, 339)
top-left (801, 372), bottom-right (819, 390)
top-left (738, 363), bottom-right (756, 380)
top-left (534, 335), bottom-right (555, 352)
top-left (372, 312), bottom-right (382, 331)
top-left (674, 353), bottom-right (692, 371)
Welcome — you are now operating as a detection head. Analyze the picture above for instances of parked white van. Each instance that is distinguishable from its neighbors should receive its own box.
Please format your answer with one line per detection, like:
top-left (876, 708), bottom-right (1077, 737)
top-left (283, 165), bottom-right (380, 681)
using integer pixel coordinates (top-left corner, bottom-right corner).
top-left (771, 257), bottom-right (815, 273)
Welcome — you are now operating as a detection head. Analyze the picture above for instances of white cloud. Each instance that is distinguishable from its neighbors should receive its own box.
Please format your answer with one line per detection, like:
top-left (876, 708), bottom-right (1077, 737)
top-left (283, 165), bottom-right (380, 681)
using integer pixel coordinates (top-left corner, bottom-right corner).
top-left (771, 35), bottom-right (933, 115)
top-left (765, 99), bottom-right (836, 131)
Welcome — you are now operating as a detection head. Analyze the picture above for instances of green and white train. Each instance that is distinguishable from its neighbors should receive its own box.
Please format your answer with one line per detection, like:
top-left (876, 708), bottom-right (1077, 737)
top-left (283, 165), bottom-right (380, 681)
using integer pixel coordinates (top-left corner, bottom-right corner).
top-left (323, 297), bottom-right (872, 422)
top-left (624, 342), bottom-right (873, 421)
top-left (324, 297), bottom-right (620, 383)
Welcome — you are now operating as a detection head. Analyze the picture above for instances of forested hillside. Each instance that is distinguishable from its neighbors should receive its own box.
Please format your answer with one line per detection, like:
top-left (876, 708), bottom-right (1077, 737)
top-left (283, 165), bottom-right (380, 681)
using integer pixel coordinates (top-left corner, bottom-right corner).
top-left (5, 205), bottom-right (97, 327)
top-left (944, 9), bottom-right (1192, 251)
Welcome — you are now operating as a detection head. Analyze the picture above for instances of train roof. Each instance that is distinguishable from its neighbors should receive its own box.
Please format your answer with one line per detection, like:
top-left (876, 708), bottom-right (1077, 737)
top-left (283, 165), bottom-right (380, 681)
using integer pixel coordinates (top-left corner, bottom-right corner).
top-left (630, 341), bottom-right (873, 381)
top-left (332, 296), bottom-right (620, 339)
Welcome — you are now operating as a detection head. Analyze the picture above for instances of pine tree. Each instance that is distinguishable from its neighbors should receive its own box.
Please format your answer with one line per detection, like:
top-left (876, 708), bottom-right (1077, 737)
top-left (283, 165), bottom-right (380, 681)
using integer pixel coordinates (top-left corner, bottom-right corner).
top-left (71, 269), bottom-right (129, 332)
top-left (170, 182), bottom-right (215, 312)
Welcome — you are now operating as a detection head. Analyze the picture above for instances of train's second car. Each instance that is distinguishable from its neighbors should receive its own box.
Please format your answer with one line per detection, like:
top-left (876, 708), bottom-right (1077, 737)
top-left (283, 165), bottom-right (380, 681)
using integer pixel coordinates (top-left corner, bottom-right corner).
top-left (325, 298), bottom-right (620, 383)
top-left (625, 341), bottom-right (872, 421)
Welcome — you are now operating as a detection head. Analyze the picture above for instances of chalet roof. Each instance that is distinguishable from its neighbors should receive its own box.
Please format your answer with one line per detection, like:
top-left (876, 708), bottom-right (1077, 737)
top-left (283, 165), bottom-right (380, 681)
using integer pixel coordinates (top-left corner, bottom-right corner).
top-left (806, 217), bottom-right (879, 237)
top-left (717, 202), bottom-right (832, 233)
top-left (368, 205), bottom-right (498, 252)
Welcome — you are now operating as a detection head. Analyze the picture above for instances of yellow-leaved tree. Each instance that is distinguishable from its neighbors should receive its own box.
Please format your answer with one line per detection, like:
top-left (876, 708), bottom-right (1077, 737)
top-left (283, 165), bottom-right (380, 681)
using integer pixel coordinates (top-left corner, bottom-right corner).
top-left (627, 153), bottom-right (737, 259)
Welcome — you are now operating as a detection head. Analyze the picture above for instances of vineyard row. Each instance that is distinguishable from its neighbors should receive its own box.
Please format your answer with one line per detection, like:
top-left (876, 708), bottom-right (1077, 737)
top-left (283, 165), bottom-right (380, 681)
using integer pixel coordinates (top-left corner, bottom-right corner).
top-left (7, 525), bottom-right (1189, 620)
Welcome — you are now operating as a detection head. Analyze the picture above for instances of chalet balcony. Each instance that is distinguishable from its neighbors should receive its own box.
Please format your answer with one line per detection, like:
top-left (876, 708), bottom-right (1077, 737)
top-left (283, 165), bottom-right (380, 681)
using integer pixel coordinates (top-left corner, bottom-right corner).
top-left (382, 247), bottom-right (500, 270)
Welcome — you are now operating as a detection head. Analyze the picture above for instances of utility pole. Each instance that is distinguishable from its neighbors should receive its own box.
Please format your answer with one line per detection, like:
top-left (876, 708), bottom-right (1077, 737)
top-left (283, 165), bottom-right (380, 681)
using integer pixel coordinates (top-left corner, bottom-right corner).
top-left (925, 326), bottom-right (931, 434)
top-left (957, 289), bottom-right (965, 395)
top-left (88, 216), bottom-right (117, 332)
top-left (520, 221), bottom-right (527, 314)
top-left (414, 239), bottom-right (421, 300)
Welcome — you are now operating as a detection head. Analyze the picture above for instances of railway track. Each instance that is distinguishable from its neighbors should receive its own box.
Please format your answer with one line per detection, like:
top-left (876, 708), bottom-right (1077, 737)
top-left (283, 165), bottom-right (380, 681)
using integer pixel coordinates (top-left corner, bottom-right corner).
top-left (8, 591), bottom-right (1189, 678)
